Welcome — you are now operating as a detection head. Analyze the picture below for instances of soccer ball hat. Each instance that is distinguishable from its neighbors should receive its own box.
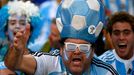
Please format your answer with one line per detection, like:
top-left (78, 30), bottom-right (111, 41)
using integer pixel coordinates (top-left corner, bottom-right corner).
top-left (56, 0), bottom-right (105, 43)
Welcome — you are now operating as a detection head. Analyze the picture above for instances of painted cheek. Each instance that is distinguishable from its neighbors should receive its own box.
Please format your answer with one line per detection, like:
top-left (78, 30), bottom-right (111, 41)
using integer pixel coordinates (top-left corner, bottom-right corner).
top-left (86, 52), bottom-right (90, 58)
top-left (63, 50), bottom-right (69, 61)
top-left (7, 29), bottom-right (14, 42)
top-left (9, 25), bottom-right (16, 31)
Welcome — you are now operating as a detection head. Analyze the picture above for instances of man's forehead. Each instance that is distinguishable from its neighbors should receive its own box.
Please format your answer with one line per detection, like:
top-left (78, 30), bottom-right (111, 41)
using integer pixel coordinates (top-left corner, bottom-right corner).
top-left (8, 14), bottom-right (27, 20)
top-left (64, 38), bottom-right (90, 44)
top-left (112, 23), bottom-right (132, 30)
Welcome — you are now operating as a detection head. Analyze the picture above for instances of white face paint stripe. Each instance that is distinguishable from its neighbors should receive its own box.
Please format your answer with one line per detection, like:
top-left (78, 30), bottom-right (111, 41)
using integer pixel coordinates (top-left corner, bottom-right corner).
top-left (63, 50), bottom-right (69, 61)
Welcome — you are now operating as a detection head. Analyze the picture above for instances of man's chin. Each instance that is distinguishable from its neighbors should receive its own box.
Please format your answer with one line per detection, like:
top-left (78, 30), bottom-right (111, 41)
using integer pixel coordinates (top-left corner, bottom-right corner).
top-left (69, 66), bottom-right (83, 74)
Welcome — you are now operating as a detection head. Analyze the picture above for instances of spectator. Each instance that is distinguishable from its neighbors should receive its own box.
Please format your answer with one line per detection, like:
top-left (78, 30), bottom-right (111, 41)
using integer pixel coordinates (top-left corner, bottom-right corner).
top-left (38, 0), bottom-right (61, 48)
top-left (41, 18), bottom-right (61, 52)
top-left (99, 12), bottom-right (134, 75)
top-left (102, 0), bottom-right (134, 15)
top-left (0, 0), bottom-right (42, 74)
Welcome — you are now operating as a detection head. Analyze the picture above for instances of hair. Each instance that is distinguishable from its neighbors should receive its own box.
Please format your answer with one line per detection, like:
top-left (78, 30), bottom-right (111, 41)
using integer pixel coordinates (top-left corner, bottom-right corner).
top-left (107, 12), bottom-right (134, 35)
top-left (52, 18), bottom-right (56, 25)
top-left (94, 30), bottom-right (105, 56)
top-left (59, 38), bottom-right (67, 47)
top-left (0, 0), bottom-right (43, 52)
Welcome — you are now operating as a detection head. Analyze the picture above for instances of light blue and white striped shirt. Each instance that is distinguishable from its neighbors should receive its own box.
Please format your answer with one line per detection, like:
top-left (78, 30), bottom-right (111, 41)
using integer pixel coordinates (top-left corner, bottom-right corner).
top-left (99, 49), bottom-right (134, 75)
top-left (33, 50), bottom-right (119, 75)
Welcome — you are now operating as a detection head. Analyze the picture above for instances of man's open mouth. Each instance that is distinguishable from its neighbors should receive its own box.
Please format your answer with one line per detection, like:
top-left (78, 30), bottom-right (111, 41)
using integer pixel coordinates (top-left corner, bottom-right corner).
top-left (72, 57), bottom-right (82, 62)
top-left (118, 43), bottom-right (127, 49)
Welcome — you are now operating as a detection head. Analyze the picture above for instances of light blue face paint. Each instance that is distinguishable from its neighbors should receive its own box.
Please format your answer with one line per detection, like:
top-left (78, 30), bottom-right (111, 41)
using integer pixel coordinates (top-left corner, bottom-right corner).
top-left (8, 14), bottom-right (28, 32)
top-left (86, 51), bottom-right (91, 58)
top-left (63, 49), bottom-right (69, 61)
top-left (7, 29), bottom-right (14, 43)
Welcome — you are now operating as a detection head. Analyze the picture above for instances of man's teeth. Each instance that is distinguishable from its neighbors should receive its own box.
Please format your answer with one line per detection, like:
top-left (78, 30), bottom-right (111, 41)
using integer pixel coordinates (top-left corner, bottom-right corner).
top-left (118, 43), bottom-right (126, 45)
top-left (118, 43), bottom-right (127, 48)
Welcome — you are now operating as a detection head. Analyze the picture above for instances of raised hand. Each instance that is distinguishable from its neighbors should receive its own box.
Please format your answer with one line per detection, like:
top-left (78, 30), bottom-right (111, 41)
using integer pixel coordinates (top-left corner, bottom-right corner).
top-left (13, 24), bottom-right (31, 54)
top-left (5, 24), bottom-right (31, 70)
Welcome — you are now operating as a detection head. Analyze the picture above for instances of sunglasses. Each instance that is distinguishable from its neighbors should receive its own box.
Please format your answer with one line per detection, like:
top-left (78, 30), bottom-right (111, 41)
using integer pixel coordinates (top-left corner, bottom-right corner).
top-left (64, 42), bottom-right (91, 53)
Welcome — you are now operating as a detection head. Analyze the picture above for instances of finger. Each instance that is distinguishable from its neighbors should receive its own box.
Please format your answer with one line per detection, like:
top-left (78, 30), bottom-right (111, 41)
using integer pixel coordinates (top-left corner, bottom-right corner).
top-left (13, 37), bottom-right (18, 46)
top-left (15, 32), bottom-right (23, 38)
top-left (24, 23), bottom-right (31, 41)
top-left (14, 37), bottom-right (17, 43)
top-left (14, 29), bottom-right (24, 36)
top-left (13, 38), bottom-right (18, 48)
top-left (13, 43), bottom-right (18, 48)
top-left (19, 29), bottom-right (24, 33)
top-left (25, 23), bottom-right (30, 35)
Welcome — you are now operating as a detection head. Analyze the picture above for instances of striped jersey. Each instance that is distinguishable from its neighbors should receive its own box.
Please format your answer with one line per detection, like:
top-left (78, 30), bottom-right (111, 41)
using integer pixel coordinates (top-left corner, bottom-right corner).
top-left (33, 50), bottom-right (119, 75)
top-left (99, 49), bottom-right (134, 75)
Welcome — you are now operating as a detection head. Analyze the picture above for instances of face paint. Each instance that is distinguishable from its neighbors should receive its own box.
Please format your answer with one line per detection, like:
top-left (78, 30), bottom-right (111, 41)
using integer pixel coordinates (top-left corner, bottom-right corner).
top-left (63, 49), bottom-right (69, 61)
top-left (7, 28), bottom-right (14, 42)
top-left (8, 14), bottom-right (28, 33)
top-left (85, 51), bottom-right (91, 58)
top-left (7, 14), bottom-right (28, 41)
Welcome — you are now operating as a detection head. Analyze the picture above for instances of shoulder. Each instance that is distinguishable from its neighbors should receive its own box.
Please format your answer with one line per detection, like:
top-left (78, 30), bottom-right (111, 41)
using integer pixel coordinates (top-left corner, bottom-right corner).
top-left (98, 49), bottom-right (115, 63)
top-left (92, 57), bottom-right (119, 75)
top-left (33, 49), bottom-right (60, 57)
top-left (33, 50), bottom-right (62, 75)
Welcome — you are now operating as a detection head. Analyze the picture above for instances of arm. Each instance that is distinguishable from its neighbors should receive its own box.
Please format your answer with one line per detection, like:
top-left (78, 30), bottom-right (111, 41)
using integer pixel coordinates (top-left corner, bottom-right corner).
top-left (5, 47), bottom-right (36, 74)
top-left (5, 24), bottom-right (37, 74)
top-left (0, 68), bottom-right (16, 75)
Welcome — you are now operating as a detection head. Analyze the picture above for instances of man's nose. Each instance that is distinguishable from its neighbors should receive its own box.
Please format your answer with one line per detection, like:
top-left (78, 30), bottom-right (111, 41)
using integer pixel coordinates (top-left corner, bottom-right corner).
top-left (74, 47), bottom-right (81, 54)
top-left (119, 33), bottom-right (126, 40)
top-left (15, 24), bottom-right (21, 31)
top-left (16, 23), bottom-right (20, 28)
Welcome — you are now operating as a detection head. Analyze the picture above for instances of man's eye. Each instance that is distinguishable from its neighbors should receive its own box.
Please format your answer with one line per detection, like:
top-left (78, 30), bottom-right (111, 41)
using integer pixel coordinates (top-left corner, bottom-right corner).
top-left (124, 31), bottom-right (130, 35)
top-left (19, 20), bottom-right (26, 26)
top-left (20, 22), bottom-right (26, 26)
top-left (9, 20), bottom-right (16, 25)
top-left (113, 31), bottom-right (120, 36)
top-left (9, 22), bottom-right (16, 26)
top-left (10, 22), bottom-right (16, 25)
